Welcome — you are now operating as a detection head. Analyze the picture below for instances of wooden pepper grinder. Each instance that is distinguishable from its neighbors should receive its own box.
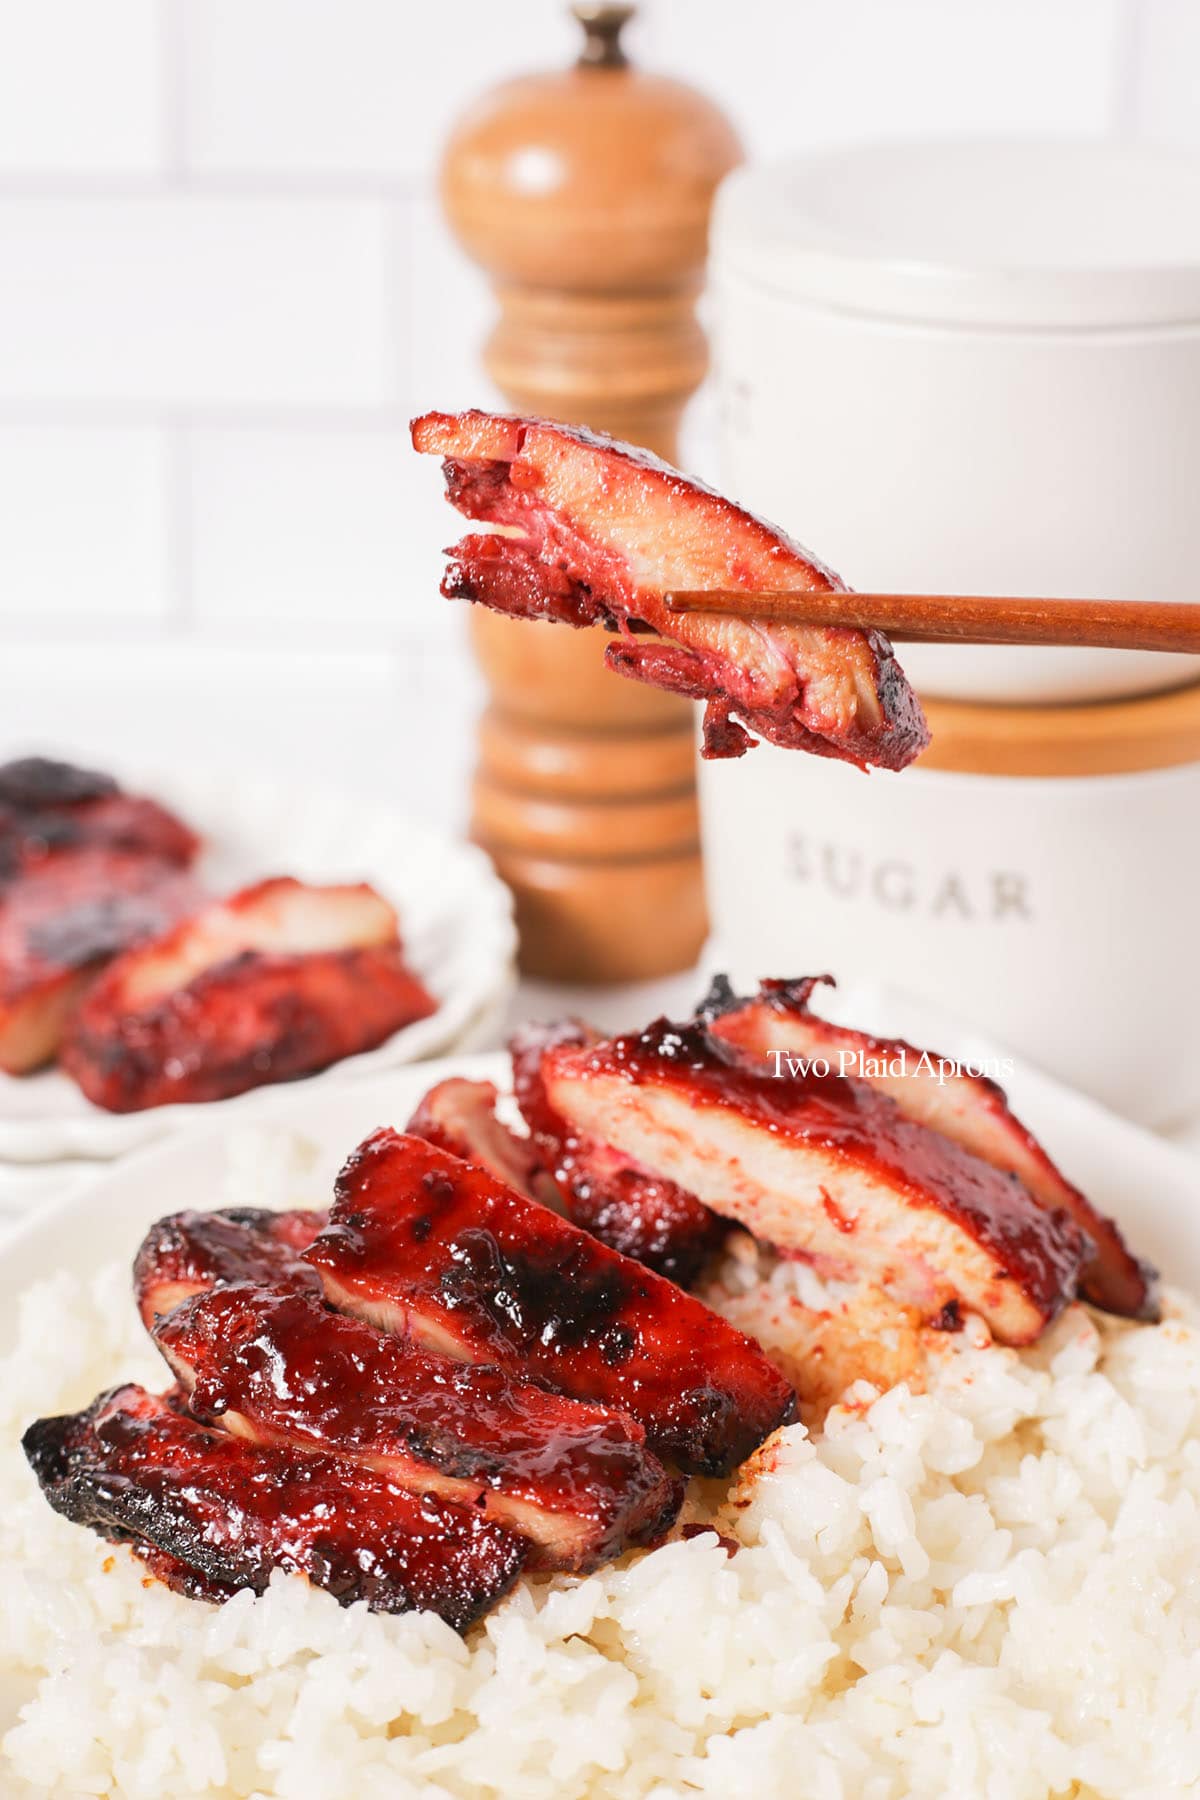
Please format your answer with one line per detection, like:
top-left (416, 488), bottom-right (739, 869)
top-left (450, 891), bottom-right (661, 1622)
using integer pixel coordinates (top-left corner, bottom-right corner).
top-left (440, 2), bottom-right (742, 982)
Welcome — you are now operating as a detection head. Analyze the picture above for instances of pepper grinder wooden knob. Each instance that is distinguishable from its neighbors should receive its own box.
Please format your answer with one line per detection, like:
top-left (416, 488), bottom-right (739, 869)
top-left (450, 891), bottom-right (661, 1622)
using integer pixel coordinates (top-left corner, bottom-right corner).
top-left (440, 3), bottom-right (742, 983)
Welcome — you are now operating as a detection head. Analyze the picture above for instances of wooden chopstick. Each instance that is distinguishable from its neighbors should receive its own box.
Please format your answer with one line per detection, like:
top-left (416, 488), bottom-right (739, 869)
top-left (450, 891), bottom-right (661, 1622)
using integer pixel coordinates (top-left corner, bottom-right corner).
top-left (663, 590), bottom-right (1200, 655)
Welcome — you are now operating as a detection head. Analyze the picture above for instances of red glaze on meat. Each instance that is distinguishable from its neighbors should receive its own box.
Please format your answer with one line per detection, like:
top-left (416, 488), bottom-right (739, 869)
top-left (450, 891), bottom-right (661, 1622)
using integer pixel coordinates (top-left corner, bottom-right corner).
top-left (0, 757), bottom-right (198, 884)
top-left (157, 1283), bottom-right (681, 1570)
top-left (511, 1021), bottom-right (726, 1285)
top-left (22, 1384), bottom-right (525, 1630)
top-left (305, 1129), bottom-right (796, 1475)
top-left (410, 411), bottom-right (929, 770)
top-left (134, 1206), bottom-right (327, 1331)
top-left (61, 877), bottom-right (436, 1111)
top-left (406, 1076), bottom-right (564, 1211)
top-left (705, 975), bottom-right (1156, 1322)
top-left (0, 848), bottom-right (203, 1074)
top-left (538, 1017), bottom-right (1088, 1345)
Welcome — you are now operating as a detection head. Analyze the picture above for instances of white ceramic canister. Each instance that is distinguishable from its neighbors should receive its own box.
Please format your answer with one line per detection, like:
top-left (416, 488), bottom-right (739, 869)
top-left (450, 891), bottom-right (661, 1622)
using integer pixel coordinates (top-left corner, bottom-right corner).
top-left (699, 683), bottom-right (1200, 1130)
top-left (710, 140), bottom-right (1200, 704)
top-left (700, 140), bottom-right (1200, 1126)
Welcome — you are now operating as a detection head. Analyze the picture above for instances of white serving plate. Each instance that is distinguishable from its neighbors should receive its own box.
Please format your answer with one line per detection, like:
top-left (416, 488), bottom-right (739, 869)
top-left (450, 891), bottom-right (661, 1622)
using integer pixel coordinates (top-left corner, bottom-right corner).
top-left (0, 769), bottom-right (516, 1163)
top-left (1, 1009), bottom-right (1197, 1355)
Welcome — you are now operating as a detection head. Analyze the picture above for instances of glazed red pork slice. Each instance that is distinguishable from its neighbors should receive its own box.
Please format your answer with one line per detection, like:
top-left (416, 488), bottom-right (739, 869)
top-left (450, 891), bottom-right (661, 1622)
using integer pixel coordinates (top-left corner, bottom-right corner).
top-left (536, 1017), bottom-right (1089, 1346)
top-left (511, 1021), bottom-right (727, 1286)
top-left (411, 410), bottom-right (929, 769)
top-left (0, 848), bottom-right (202, 1074)
top-left (705, 975), bottom-right (1156, 1321)
top-left (157, 1283), bottom-right (681, 1571)
top-left (305, 1129), bottom-right (796, 1475)
top-left (0, 756), bottom-right (198, 883)
top-left (406, 1076), bottom-right (564, 1211)
top-left (22, 1384), bottom-right (525, 1630)
top-left (134, 1206), bottom-right (327, 1330)
top-left (61, 876), bottom-right (436, 1111)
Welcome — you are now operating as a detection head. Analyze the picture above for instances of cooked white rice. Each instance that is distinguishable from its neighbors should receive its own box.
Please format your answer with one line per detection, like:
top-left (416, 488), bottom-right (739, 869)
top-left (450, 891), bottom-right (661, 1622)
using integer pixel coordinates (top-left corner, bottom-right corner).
top-left (3, 1135), bottom-right (1199, 1799)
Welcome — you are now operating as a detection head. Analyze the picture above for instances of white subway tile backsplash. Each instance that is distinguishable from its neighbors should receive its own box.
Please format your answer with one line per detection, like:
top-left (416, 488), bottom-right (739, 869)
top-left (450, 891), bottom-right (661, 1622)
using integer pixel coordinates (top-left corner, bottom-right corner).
top-left (0, 426), bottom-right (169, 621)
top-left (646, 0), bottom-right (1124, 162)
top-left (0, 197), bottom-right (394, 407)
top-left (0, 0), bottom-right (1179, 761)
top-left (1125, 0), bottom-right (1200, 147)
top-left (182, 0), bottom-right (576, 177)
top-left (187, 424), bottom-right (453, 637)
top-left (0, 0), bottom-right (164, 174)
top-left (403, 191), bottom-right (501, 418)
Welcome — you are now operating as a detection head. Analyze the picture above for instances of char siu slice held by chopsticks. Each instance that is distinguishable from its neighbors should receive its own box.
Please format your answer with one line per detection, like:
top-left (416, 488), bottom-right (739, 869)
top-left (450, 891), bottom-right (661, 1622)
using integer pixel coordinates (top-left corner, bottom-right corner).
top-left (304, 1129), bottom-right (796, 1476)
top-left (410, 410), bottom-right (929, 769)
top-left (511, 1022), bottom-right (727, 1286)
top-left (156, 1283), bottom-right (681, 1571)
top-left (62, 876), bottom-right (436, 1112)
top-left (536, 1017), bottom-right (1089, 1346)
top-left (134, 1206), bottom-right (327, 1331)
top-left (704, 976), bottom-right (1157, 1321)
top-left (22, 1385), bottom-right (525, 1630)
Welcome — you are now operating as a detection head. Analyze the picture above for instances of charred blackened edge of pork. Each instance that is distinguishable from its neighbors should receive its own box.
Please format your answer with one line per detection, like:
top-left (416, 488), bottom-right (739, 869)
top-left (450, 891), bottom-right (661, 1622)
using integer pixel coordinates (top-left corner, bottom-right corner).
top-left (0, 756), bottom-right (119, 810)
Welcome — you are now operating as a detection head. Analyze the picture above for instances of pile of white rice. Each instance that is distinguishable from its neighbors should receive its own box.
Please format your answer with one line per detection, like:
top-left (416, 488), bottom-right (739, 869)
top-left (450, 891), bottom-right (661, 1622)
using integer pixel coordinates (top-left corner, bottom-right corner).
top-left (3, 1138), bottom-right (1200, 1799)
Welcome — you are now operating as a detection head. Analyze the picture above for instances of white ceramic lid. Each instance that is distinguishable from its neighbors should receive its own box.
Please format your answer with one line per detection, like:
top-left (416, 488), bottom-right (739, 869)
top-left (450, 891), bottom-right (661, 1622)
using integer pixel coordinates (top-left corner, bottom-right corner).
top-left (714, 140), bottom-right (1200, 328)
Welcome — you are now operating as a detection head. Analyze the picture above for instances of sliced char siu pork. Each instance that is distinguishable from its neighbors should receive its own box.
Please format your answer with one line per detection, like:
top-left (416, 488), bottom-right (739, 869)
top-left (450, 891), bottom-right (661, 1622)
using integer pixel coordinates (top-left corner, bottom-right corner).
top-left (533, 1015), bottom-right (1089, 1346)
top-left (0, 756), bottom-right (198, 884)
top-left (410, 411), bottom-right (929, 769)
top-left (704, 976), bottom-right (1156, 1321)
top-left (0, 758), bottom-right (202, 1073)
top-left (406, 1075), bottom-right (565, 1211)
top-left (62, 876), bottom-right (436, 1111)
top-left (304, 1129), bottom-right (796, 1476)
top-left (156, 1283), bottom-right (681, 1570)
top-left (22, 1384), bottom-right (525, 1630)
top-left (510, 1021), bottom-right (727, 1286)
top-left (134, 1206), bottom-right (327, 1331)
top-left (0, 848), bottom-right (202, 1075)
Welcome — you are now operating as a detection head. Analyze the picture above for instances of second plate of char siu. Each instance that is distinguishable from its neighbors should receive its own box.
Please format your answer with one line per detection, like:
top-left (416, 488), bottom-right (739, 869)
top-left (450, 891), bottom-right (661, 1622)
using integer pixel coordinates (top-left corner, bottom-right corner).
top-left (20, 977), bottom-right (1155, 1635)
top-left (0, 757), bottom-right (203, 1077)
top-left (62, 877), bottom-right (436, 1113)
top-left (0, 761), bottom-right (515, 1159)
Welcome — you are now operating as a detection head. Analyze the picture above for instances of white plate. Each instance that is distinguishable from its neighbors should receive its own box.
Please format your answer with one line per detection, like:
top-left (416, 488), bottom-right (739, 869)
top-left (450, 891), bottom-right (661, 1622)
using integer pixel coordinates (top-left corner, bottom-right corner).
top-left (0, 769), bottom-right (516, 1163)
top-left (1, 1012), bottom-right (1197, 1355)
